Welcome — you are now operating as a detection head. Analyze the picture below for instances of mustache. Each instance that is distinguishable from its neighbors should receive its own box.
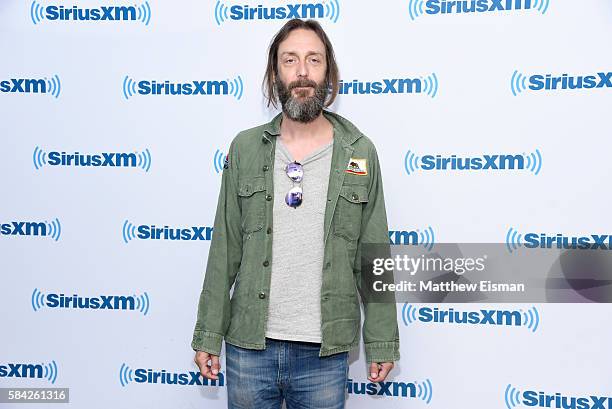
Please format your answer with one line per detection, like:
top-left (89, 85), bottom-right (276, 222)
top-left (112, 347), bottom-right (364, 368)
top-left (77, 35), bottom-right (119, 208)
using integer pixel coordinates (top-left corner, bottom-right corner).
top-left (288, 79), bottom-right (318, 90)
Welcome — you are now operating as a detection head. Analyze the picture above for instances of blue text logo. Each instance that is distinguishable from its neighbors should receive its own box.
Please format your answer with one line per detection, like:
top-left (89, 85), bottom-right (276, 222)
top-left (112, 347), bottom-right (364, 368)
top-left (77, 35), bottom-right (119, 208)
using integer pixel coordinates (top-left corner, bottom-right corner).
top-left (33, 147), bottom-right (152, 172)
top-left (506, 227), bottom-right (612, 253)
top-left (0, 219), bottom-right (61, 241)
top-left (30, 1), bottom-right (151, 25)
top-left (119, 363), bottom-right (224, 387)
top-left (214, 0), bottom-right (340, 25)
top-left (123, 76), bottom-right (244, 100)
top-left (0, 361), bottom-right (58, 384)
top-left (505, 384), bottom-right (612, 409)
top-left (31, 289), bottom-right (150, 315)
top-left (0, 75), bottom-right (61, 98)
top-left (389, 227), bottom-right (436, 251)
top-left (403, 305), bottom-right (540, 332)
top-left (347, 378), bottom-right (433, 402)
top-left (405, 149), bottom-right (542, 175)
top-left (511, 70), bottom-right (611, 96)
top-left (339, 74), bottom-right (439, 98)
top-left (122, 220), bottom-right (214, 243)
top-left (408, 0), bottom-right (549, 20)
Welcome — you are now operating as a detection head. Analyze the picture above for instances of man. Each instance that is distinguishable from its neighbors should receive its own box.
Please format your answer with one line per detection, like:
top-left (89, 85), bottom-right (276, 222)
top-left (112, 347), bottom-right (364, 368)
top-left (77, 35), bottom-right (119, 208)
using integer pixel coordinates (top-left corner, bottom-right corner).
top-left (192, 18), bottom-right (399, 409)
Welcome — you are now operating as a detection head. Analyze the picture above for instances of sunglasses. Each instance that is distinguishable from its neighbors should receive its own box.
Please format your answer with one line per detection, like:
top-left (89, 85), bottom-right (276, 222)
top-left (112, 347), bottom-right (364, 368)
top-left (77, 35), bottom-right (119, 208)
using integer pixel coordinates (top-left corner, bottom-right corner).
top-left (285, 161), bottom-right (303, 208)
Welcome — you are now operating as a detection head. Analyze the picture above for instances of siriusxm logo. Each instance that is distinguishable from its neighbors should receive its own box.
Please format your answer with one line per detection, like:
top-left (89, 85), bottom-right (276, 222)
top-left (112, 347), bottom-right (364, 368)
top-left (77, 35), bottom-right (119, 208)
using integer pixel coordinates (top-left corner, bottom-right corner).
top-left (511, 70), bottom-right (612, 96)
top-left (30, 1), bottom-right (151, 25)
top-left (122, 220), bottom-right (213, 243)
top-left (0, 219), bottom-right (61, 241)
top-left (506, 228), bottom-right (612, 253)
top-left (505, 385), bottom-right (612, 409)
top-left (0, 361), bottom-right (58, 384)
top-left (119, 364), bottom-right (224, 387)
top-left (404, 149), bottom-right (542, 175)
top-left (347, 378), bottom-right (432, 402)
top-left (0, 75), bottom-right (61, 98)
top-left (339, 74), bottom-right (439, 98)
top-left (213, 149), bottom-right (227, 174)
top-left (389, 226), bottom-right (436, 251)
top-left (408, 0), bottom-right (549, 20)
top-left (31, 289), bottom-right (150, 315)
top-left (214, 0), bottom-right (340, 25)
top-left (33, 147), bottom-right (152, 172)
top-left (123, 76), bottom-right (244, 100)
top-left (402, 305), bottom-right (540, 332)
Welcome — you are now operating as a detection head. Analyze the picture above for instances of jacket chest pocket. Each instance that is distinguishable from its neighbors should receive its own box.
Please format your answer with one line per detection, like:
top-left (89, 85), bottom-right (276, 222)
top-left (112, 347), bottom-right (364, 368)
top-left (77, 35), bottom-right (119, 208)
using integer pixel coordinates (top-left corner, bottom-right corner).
top-left (333, 184), bottom-right (369, 241)
top-left (238, 176), bottom-right (266, 233)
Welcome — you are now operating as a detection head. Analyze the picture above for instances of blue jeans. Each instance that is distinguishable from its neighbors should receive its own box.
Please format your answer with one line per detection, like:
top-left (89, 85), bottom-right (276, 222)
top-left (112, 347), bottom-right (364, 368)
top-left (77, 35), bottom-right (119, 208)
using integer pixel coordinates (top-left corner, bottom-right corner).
top-left (225, 338), bottom-right (349, 409)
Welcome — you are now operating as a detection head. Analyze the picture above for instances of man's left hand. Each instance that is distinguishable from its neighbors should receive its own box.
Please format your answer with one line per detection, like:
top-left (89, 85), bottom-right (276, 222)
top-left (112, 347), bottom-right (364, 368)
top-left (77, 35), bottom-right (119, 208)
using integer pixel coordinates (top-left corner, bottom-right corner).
top-left (367, 361), bottom-right (394, 382)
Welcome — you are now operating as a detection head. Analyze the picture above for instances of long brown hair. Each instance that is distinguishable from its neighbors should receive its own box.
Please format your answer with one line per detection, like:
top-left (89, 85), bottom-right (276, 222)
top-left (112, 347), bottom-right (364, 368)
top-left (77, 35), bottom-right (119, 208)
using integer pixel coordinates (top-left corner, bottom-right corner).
top-left (262, 19), bottom-right (340, 109)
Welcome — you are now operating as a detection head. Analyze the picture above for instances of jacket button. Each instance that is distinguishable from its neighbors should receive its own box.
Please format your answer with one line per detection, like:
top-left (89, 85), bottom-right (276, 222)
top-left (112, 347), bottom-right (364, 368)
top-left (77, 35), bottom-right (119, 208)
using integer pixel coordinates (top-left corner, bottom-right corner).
top-left (266, 194), bottom-right (272, 201)
top-left (263, 165), bottom-right (269, 171)
top-left (263, 260), bottom-right (269, 267)
top-left (351, 193), bottom-right (359, 201)
top-left (325, 262), bottom-right (331, 269)
top-left (267, 227), bottom-right (272, 234)
top-left (258, 292), bottom-right (266, 299)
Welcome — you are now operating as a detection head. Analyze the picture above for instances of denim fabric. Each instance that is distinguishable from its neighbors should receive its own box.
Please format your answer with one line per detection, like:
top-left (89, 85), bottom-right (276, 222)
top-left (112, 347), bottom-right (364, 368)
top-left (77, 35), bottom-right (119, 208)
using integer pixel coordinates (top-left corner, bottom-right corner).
top-left (226, 338), bottom-right (349, 409)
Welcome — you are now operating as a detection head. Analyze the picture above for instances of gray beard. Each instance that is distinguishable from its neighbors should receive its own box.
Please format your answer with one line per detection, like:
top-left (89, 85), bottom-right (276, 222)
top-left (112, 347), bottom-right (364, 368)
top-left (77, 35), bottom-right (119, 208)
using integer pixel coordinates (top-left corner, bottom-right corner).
top-left (275, 77), bottom-right (328, 123)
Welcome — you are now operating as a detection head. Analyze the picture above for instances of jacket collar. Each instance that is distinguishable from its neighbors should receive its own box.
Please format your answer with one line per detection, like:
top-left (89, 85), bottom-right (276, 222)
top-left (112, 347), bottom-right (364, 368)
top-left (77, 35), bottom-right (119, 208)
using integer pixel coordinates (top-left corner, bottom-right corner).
top-left (262, 110), bottom-right (363, 147)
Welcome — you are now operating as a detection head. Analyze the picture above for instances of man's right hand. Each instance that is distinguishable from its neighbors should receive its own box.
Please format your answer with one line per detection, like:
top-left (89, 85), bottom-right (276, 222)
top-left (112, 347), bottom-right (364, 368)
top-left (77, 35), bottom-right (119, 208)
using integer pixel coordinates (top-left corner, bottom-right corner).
top-left (194, 351), bottom-right (221, 381)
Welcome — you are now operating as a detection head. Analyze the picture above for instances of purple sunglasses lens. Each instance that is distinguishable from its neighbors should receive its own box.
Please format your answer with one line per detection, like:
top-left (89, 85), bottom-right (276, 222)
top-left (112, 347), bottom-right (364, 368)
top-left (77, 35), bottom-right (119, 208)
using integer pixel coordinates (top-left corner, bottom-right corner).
top-left (286, 162), bottom-right (303, 182)
top-left (285, 186), bottom-right (303, 208)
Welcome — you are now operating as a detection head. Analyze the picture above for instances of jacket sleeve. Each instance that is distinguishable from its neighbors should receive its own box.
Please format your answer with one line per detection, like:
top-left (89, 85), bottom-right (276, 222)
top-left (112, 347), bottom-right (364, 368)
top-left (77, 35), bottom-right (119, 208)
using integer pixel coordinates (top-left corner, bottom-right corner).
top-left (191, 137), bottom-right (243, 356)
top-left (354, 144), bottom-right (401, 364)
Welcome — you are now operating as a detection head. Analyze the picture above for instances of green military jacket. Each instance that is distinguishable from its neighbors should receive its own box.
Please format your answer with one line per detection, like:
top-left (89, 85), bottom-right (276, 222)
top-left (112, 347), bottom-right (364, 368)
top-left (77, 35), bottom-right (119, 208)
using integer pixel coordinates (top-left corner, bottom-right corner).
top-left (191, 110), bottom-right (400, 364)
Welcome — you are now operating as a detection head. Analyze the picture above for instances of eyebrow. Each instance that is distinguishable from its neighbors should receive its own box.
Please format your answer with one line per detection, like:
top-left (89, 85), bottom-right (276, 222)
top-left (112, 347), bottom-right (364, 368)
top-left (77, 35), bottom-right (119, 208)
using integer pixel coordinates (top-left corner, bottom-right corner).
top-left (279, 51), bottom-right (324, 58)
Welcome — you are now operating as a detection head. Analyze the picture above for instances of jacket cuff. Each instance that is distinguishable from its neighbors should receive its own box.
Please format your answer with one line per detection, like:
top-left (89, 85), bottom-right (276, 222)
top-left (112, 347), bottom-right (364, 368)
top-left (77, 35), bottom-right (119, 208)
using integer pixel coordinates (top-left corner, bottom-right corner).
top-left (365, 341), bottom-right (400, 364)
top-left (191, 330), bottom-right (224, 356)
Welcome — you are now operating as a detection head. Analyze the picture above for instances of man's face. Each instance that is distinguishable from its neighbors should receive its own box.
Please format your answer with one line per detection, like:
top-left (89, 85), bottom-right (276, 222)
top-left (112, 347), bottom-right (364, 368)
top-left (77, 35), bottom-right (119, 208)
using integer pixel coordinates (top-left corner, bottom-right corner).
top-left (275, 28), bottom-right (329, 123)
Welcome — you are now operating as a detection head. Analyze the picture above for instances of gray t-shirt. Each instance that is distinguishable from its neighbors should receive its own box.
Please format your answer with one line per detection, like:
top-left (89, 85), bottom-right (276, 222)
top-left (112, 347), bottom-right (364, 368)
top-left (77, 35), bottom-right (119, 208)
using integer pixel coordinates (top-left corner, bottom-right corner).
top-left (264, 137), bottom-right (333, 343)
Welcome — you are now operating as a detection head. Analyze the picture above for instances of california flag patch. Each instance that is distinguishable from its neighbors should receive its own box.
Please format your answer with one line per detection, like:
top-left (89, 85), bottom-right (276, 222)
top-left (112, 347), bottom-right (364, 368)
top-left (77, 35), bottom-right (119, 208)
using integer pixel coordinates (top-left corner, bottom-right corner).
top-left (345, 158), bottom-right (367, 175)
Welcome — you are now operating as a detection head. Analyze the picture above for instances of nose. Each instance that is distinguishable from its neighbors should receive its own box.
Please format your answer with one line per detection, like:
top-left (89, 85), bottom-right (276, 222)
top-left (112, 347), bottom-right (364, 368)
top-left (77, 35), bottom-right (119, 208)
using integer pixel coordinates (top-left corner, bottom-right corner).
top-left (296, 60), bottom-right (308, 78)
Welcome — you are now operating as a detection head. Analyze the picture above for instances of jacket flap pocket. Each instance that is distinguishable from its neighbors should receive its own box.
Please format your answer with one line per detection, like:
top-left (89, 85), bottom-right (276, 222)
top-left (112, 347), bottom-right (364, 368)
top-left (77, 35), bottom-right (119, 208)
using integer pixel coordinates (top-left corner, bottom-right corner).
top-left (339, 185), bottom-right (369, 204)
top-left (238, 177), bottom-right (266, 197)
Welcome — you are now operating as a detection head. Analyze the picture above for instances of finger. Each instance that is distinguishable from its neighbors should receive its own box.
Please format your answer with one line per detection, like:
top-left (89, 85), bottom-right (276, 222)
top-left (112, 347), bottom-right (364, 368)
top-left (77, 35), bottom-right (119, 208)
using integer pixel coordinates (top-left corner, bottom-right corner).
top-left (367, 362), bottom-right (380, 381)
top-left (211, 355), bottom-right (221, 376)
top-left (369, 363), bottom-right (393, 382)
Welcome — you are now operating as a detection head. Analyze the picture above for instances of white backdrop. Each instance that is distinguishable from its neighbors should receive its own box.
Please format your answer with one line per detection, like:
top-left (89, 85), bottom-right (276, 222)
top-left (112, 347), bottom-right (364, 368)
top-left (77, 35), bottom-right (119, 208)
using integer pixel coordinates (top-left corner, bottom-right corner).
top-left (1, 0), bottom-right (611, 407)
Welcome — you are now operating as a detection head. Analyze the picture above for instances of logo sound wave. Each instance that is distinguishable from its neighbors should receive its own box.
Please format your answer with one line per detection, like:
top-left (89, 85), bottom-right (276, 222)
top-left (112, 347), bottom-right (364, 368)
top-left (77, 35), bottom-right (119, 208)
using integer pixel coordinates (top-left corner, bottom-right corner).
top-left (401, 303), bottom-right (418, 326)
top-left (408, 0), bottom-right (425, 20)
top-left (505, 384), bottom-right (522, 409)
top-left (511, 70), bottom-right (529, 96)
top-left (213, 149), bottom-right (226, 174)
top-left (31, 288), bottom-right (46, 311)
top-left (122, 220), bottom-right (137, 244)
top-left (134, 292), bottom-right (151, 316)
top-left (421, 73), bottom-right (439, 98)
top-left (520, 306), bottom-right (540, 333)
top-left (43, 360), bottom-right (59, 384)
top-left (228, 75), bottom-right (244, 101)
top-left (123, 76), bottom-right (137, 100)
top-left (119, 363), bottom-right (134, 387)
top-left (416, 379), bottom-right (433, 404)
top-left (136, 1), bottom-right (152, 25)
top-left (137, 149), bottom-right (152, 172)
top-left (505, 227), bottom-right (523, 253)
top-left (324, 0), bottom-right (341, 23)
top-left (44, 218), bottom-right (62, 241)
top-left (532, 0), bottom-right (551, 14)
